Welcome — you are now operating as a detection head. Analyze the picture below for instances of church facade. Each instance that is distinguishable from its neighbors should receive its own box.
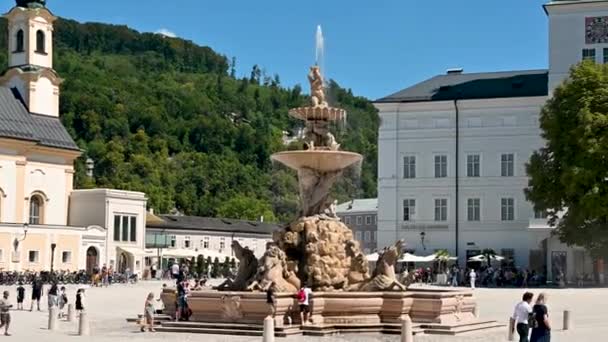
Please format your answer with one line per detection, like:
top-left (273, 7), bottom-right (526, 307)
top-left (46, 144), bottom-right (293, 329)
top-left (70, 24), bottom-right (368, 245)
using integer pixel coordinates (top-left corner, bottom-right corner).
top-left (376, 0), bottom-right (608, 283)
top-left (0, 1), bottom-right (148, 274)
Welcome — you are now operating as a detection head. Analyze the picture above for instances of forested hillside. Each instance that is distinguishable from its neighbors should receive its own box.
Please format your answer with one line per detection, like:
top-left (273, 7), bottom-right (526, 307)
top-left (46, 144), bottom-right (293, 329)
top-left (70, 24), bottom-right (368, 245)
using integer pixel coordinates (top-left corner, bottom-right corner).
top-left (0, 18), bottom-right (379, 222)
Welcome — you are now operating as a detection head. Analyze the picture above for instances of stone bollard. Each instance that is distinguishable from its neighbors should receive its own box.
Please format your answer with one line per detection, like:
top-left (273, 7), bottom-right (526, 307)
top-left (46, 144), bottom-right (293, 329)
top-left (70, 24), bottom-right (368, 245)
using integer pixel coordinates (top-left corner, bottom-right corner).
top-left (48, 307), bottom-right (58, 331)
top-left (67, 304), bottom-right (75, 322)
top-left (78, 311), bottom-right (90, 336)
top-left (473, 305), bottom-right (479, 319)
top-left (563, 310), bottom-right (571, 331)
top-left (507, 318), bottom-right (515, 341)
top-left (400, 316), bottom-right (413, 342)
top-left (263, 315), bottom-right (275, 342)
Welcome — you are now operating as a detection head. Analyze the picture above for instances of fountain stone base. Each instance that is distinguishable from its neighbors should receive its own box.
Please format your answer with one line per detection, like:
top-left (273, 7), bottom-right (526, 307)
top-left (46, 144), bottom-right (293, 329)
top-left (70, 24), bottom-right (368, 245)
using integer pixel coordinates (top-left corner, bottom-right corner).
top-left (159, 288), bottom-right (501, 336)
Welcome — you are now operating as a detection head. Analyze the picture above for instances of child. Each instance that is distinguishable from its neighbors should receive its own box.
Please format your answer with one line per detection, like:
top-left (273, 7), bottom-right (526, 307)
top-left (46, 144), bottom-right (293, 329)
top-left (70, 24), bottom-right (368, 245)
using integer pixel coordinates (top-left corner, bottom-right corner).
top-left (58, 287), bottom-right (68, 318)
top-left (75, 289), bottom-right (85, 314)
top-left (141, 293), bottom-right (156, 332)
top-left (16, 283), bottom-right (25, 311)
top-left (0, 291), bottom-right (13, 336)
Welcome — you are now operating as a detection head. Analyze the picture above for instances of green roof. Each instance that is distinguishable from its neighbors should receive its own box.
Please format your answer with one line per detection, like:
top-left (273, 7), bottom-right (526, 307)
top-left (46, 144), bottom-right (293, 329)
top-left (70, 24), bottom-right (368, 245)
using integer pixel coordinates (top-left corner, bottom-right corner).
top-left (375, 70), bottom-right (548, 103)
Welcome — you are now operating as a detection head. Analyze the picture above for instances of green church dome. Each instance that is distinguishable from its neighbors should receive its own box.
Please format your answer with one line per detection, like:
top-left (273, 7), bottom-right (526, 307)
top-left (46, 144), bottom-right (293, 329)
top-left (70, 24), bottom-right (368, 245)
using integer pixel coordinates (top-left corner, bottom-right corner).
top-left (16, 0), bottom-right (46, 9)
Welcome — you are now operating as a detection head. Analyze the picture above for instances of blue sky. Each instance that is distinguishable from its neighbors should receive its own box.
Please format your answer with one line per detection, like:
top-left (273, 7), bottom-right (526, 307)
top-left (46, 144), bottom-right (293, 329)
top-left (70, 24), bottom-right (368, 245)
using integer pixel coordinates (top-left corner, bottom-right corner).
top-left (3, 0), bottom-right (550, 99)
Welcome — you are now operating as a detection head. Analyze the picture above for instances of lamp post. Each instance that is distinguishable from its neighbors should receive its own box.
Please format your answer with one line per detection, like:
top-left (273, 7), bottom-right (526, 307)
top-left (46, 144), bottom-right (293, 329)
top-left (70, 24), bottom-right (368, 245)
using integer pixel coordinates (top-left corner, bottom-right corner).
top-left (50, 243), bottom-right (57, 273)
top-left (420, 232), bottom-right (426, 251)
top-left (13, 223), bottom-right (29, 254)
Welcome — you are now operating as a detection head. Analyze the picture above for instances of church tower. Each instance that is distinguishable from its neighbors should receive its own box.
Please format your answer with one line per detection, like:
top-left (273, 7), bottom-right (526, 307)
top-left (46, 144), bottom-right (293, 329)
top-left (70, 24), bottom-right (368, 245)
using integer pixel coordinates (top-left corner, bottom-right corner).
top-left (1, 0), bottom-right (60, 117)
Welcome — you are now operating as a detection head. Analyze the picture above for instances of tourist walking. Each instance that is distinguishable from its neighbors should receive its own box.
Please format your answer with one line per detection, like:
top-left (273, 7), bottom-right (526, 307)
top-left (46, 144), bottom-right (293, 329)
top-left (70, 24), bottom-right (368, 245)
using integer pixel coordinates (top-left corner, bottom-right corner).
top-left (75, 289), bottom-right (85, 314)
top-left (141, 293), bottom-right (156, 332)
top-left (266, 282), bottom-right (276, 317)
top-left (58, 286), bottom-right (68, 318)
top-left (0, 291), bottom-right (12, 336)
top-left (102, 264), bottom-right (109, 287)
top-left (512, 292), bottom-right (534, 342)
top-left (16, 283), bottom-right (25, 311)
top-left (30, 277), bottom-right (43, 312)
top-left (171, 262), bottom-right (180, 280)
top-left (47, 282), bottom-right (58, 310)
top-left (530, 293), bottom-right (551, 342)
top-left (451, 266), bottom-right (459, 287)
top-left (297, 286), bottom-right (312, 325)
top-left (469, 269), bottom-right (477, 290)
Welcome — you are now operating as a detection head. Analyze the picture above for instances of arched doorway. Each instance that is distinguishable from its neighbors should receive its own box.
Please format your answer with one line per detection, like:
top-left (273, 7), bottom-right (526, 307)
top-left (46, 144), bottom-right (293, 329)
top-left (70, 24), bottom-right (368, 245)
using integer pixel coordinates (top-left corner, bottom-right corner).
top-left (118, 252), bottom-right (128, 273)
top-left (86, 247), bottom-right (99, 274)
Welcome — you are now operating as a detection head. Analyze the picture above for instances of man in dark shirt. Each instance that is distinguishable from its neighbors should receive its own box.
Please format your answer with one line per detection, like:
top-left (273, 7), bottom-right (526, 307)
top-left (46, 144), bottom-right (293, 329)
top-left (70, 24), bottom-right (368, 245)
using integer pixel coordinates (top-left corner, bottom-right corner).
top-left (30, 278), bottom-right (43, 312)
top-left (266, 282), bottom-right (276, 317)
top-left (16, 283), bottom-right (25, 311)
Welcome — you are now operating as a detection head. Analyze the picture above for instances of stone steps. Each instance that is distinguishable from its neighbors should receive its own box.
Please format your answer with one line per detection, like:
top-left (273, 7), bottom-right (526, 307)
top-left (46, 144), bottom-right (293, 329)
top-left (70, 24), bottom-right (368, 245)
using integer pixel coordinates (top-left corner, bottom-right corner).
top-left (154, 321), bottom-right (301, 337)
top-left (419, 321), bottom-right (506, 335)
top-left (126, 314), bottom-right (173, 324)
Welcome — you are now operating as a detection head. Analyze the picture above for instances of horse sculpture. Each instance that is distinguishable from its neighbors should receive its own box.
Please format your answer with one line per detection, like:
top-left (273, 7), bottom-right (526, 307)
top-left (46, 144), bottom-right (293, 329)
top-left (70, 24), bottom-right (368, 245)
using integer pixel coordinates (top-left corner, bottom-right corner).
top-left (358, 240), bottom-right (408, 291)
top-left (215, 240), bottom-right (258, 291)
top-left (247, 245), bottom-right (298, 293)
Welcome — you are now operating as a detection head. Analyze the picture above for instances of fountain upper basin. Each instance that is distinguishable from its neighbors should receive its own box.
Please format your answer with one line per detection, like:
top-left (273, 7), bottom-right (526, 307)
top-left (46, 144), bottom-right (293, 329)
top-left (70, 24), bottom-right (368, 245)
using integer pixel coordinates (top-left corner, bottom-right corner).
top-left (289, 106), bottom-right (346, 122)
top-left (272, 150), bottom-right (362, 173)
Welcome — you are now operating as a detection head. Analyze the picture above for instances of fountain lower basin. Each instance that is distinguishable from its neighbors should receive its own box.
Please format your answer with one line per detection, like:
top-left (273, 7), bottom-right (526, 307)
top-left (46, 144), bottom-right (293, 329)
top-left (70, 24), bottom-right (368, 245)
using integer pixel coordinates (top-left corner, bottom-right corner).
top-left (271, 150), bottom-right (362, 172)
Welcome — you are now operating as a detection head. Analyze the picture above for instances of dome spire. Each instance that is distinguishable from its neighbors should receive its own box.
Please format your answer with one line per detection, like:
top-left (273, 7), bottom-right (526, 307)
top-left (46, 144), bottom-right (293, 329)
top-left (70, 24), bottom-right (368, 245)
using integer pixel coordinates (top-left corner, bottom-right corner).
top-left (15, 0), bottom-right (46, 9)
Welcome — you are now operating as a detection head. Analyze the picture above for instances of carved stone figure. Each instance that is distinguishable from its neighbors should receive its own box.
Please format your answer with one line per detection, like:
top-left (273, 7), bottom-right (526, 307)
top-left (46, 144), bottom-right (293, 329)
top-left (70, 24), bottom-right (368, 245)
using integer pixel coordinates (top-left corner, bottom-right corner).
top-left (303, 120), bottom-right (340, 151)
top-left (358, 241), bottom-right (408, 292)
top-left (247, 245), bottom-right (298, 293)
top-left (344, 240), bottom-right (370, 291)
top-left (220, 295), bottom-right (243, 321)
top-left (308, 65), bottom-right (327, 108)
top-left (216, 241), bottom-right (258, 291)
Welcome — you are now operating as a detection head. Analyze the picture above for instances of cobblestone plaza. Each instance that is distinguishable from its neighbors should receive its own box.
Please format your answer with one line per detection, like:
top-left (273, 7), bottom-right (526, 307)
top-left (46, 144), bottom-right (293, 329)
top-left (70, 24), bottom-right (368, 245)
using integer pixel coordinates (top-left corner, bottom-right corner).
top-left (0, 281), bottom-right (605, 341)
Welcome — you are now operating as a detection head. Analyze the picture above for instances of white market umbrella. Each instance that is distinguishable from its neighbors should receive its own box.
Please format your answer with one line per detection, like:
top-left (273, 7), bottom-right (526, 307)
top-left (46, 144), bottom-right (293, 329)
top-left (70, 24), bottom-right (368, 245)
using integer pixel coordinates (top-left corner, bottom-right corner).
top-left (366, 252), bottom-right (380, 262)
top-left (468, 254), bottom-right (505, 262)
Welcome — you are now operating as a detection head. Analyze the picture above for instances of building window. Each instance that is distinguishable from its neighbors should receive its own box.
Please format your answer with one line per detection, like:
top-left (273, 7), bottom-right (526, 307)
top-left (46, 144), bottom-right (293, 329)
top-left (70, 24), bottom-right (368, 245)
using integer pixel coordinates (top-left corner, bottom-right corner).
top-left (62, 251), bottom-right (71, 263)
top-left (15, 29), bottom-right (24, 52)
top-left (355, 231), bottom-right (362, 241)
top-left (114, 214), bottom-right (137, 242)
top-left (604, 48), bottom-right (608, 64)
top-left (534, 210), bottom-right (548, 219)
top-left (434, 155), bottom-right (448, 178)
top-left (434, 198), bottom-right (448, 221)
top-left (583, 48), bottom-right (596, 62)
top-left (372, 231), bottom-right (377, 242)
top-left (36, 30), bottom-right (45, 53)
top-left (170, 235), bottom-right (176, 248)
top-left (501, 153), bottom-right (514, 177)
top-left (345, 216), bottom-right (351, 225)
top-left (219, 238), bottom-right (226, 250)
top-left (29, 195), bottom-right (43, 224)
top-left (467, 154), bottom-right (480, 177)
top-left (403, 156), bottom-right (416, 179)
top-left (467, 198), bottom-right (481, 221)
top-left (184, 236), bottom-right (191, 249)
top-left (374, 215), bottom-right (377, 224)
top-left (403, 199), bottom-right (416, 221)
top-left (365, 216), bottom-right (372, 225)
top-left (203, 237), bottom-right (210, 249)
top-left (28, 250), bottom-right (39, 263)
top-left (356, 216), bottom-right (363, 225)
top-left (501, 198), bottom-right (515, 221)
top-left (501, 248), bottom-right (515, 266)
top-left (364, 231), bottom-right (371, 242)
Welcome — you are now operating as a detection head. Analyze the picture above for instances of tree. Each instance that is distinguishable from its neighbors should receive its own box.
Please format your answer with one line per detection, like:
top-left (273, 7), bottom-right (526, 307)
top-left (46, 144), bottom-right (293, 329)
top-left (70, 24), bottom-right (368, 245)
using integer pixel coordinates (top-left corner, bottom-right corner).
top-left (526, 61), bottom-right (608, 258)
top-left (196, 255), bottom-right (205, 276)
top-left (221, 257), bottom-right (231, 277)
top-left (216, 194), bottom-right (277, 222)
top-left (435, 249), bottom-right (451, 273)
top-left (211, 257), bottom-right (220, 278)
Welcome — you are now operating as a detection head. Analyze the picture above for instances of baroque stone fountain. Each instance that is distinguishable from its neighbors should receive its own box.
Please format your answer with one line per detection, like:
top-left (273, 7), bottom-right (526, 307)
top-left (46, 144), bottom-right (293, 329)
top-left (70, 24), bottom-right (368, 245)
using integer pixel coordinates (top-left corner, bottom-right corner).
top-left (157, 65), bottom-right (501, 336)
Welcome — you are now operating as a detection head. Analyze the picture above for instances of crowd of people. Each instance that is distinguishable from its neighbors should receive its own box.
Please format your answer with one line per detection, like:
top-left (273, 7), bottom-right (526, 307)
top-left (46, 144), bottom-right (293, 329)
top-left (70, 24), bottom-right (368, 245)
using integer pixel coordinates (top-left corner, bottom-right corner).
top-left (0, 276), bottom-right (88, 336)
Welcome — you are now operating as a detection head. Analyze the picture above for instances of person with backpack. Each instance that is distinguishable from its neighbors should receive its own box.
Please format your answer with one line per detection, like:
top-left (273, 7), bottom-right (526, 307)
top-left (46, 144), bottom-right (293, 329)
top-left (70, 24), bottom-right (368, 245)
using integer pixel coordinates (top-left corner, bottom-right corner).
top-left (297, 286), bottom-right (312, 325)
top-left (58, 287), bottom-right (68, 318)
top-left (511, 292), bottom-right (534, 342)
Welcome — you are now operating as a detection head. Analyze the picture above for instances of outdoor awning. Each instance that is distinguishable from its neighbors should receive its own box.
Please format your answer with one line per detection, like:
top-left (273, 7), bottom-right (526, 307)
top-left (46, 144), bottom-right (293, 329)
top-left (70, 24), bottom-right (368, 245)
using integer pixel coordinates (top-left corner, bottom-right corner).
top-left (399, 253), bottom-right (436, 263)
top-left (162, 248), bottom-right (199, 258)
top-left (117, 246), bottom-right (152, 257)
top-left (196, 249), bottom-right (233, 261)
top-left (468, 254), bottom-right (505, 262)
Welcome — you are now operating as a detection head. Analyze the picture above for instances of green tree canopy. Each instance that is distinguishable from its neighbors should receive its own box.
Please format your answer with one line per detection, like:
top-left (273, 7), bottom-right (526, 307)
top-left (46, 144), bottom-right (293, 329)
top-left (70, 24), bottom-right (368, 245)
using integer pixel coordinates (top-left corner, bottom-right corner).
top-left (526, 61), bottom-right (608, 258)
top-left (217, 194), bottom-right (277, 222)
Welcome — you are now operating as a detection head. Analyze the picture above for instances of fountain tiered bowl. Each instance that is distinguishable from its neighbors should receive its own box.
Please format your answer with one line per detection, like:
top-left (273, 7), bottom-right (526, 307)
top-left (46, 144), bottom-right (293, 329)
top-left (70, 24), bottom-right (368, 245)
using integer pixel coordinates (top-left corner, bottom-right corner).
top-left (289, 106), bottom-right (346, 122)
top-left (271, 150), bottom-right (362, 173)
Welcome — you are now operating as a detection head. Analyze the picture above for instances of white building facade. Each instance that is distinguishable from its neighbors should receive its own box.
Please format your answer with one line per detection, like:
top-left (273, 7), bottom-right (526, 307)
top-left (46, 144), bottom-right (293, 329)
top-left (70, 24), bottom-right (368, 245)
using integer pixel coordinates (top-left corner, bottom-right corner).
top-left (336, 199), bottom-right (378, 254)
top-left (376, 0), bottom-right (607, 283)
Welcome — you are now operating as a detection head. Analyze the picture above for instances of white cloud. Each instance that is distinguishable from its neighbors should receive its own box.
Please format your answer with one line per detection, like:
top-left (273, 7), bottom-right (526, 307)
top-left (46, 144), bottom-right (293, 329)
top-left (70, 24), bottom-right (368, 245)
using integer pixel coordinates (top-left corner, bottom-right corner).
top-left (155, 28), bottom-right (177, 38)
